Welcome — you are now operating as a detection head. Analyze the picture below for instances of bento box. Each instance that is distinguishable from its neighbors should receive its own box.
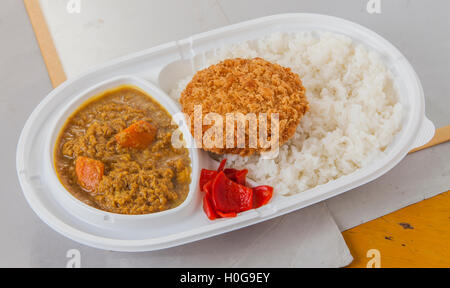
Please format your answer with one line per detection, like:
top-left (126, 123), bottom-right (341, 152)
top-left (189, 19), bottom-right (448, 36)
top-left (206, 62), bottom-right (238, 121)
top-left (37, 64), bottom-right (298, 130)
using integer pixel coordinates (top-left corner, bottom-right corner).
top-left (16, 14), bottom-right (434, 251)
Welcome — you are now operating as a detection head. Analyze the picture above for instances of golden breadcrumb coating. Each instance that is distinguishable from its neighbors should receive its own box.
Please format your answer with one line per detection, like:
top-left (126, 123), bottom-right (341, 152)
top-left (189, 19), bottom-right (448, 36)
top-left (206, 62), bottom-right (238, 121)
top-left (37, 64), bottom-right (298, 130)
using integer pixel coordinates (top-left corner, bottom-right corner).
top-left (180, 57), bottom-right (308, 155)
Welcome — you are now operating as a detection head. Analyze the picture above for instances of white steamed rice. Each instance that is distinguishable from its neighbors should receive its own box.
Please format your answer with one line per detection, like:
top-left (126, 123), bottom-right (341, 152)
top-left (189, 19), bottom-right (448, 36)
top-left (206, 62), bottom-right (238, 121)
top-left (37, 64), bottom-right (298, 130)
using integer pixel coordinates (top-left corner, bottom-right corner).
top-left (169, 32), bottom-right (403, 195)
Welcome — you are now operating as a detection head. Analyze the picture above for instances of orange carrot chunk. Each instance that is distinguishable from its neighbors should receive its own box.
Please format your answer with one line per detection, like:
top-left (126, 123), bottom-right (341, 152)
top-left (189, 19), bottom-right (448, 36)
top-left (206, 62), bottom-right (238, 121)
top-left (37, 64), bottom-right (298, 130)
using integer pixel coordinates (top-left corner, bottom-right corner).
top-left (75, 156), bottom-right (104, 191)
top-left (115, 120), bottom-right (157, 149)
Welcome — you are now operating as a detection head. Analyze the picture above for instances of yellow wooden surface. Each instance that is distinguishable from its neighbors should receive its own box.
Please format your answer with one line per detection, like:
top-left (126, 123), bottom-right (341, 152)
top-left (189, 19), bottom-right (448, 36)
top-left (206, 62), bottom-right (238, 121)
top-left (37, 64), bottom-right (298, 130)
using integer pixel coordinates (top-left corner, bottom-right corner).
top-left (24, 0), bottom-right (67, 87)
top-left (344, 191), bottom-right (450, 268)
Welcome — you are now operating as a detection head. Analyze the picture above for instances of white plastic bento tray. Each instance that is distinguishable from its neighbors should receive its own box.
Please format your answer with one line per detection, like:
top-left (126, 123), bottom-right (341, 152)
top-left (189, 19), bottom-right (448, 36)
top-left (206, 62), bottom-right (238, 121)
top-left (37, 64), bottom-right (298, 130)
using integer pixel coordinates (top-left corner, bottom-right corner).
top-left (17, 14), bottom-right (434, 251)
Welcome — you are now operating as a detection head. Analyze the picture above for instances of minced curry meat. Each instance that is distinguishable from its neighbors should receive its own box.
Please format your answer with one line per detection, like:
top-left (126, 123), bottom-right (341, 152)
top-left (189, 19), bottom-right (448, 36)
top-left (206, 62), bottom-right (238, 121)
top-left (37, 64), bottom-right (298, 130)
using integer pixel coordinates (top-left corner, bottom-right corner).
top-left (54, 85), bottom-right (191, 215)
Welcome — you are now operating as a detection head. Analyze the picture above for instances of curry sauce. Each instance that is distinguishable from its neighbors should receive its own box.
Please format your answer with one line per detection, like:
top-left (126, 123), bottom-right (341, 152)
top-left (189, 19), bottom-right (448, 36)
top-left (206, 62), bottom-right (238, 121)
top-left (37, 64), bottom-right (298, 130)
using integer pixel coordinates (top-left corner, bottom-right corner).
top-left (54, 85), bottom-right (191, 215)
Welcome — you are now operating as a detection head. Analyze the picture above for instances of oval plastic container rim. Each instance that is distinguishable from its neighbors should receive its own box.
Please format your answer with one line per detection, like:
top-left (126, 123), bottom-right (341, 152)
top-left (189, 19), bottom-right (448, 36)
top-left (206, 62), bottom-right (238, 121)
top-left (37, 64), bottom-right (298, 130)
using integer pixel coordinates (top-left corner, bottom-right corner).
top-left (16, 13), bottom-right (434, 251)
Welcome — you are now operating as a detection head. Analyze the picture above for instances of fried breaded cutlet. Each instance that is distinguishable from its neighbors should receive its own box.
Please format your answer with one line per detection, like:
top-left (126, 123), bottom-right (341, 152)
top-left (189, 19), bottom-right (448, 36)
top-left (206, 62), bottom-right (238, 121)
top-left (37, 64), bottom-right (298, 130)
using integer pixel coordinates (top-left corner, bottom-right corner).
top-left (180, 57), bottom-right (308, 156)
